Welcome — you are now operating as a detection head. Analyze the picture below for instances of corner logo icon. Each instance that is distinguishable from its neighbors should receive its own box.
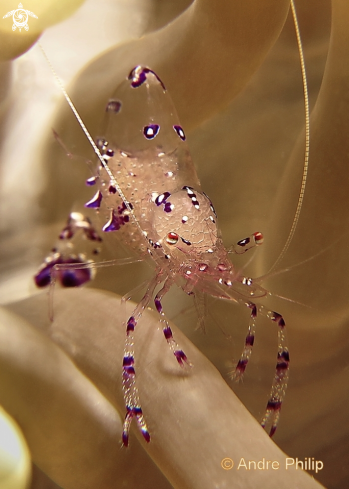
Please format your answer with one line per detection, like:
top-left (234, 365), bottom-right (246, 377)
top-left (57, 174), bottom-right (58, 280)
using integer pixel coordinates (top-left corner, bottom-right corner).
top-left (3, 3), bottom-right (38, 32)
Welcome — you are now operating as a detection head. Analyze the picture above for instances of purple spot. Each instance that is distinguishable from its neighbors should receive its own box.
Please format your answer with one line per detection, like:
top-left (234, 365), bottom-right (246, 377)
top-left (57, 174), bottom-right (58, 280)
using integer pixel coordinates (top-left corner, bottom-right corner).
top-left (164, 202), bottom-right (172, 213)
top-left (155, 192), bottom-right (170, 206)
top-left (182, 186), bottom-right (200, 208)
top-left (163, 326), bottom-right (172, 340)
top-left (60, 264), bottom-right (93, 287)
top-left (106, 100), bottom-right (121, 113)
top-left (85, 191), bottom-right (103, 209)
top-left (182, 186), bottom-right (194, 192)
top-left (271, 312), bottom-right (282, 323)
top-left (109, 185), bottom-right (116, 194)
top-left (34, 256), bottom-right (93, 288)
top-left (181, 237), bottom-right (191, 246)
top-left (173, 125), bottom-right (186, 141)
top-left (103, 211), bottom-right (121, 231)
top-left (122, 430), bottom-right (129, 447)
top-left (269, 425), bottom-right (277, 438)
top-left (174, 349), bottom-right (188, 366)
top-left (237, 237), bottom-right (250, 247)
top-left (249, 304), bottom-right (257, 318)
top-left (34, 261), bottom-right (56, 287)
top-left (266, 400), bottom-right (282, 411)
top-left (129, 66), bottom-right (166, 90)
top-left (106, 148), bottom-right (115, 157)
top-left (129, 68), bottom-right (146, 87)
top-left (271, 312), bottom-right (285, 328)
top-left (236, 359), bottom-right (248, 373)
top-left (143, 124), bottom-right (160, 140)
top-left (119, 201), bottom-right (133, 212)
top-left (86, 176), bottom-right (97, 186)
top-left (102, 207), bottom-right (130, 232)
top-left (279, 350), bottom-right (290, 362)
top-left (245, 334), bottom-right (254, 347)
top-left (154, 298), bottom-right (162, 313)
top-left (127, 316), bottom-right (136, 333)
top-left (123, 366), bottom-right (135, 376)
top-left (276, 351), bottom-right (290, 371)
top-left (123, 355), bottom-right (134, 366)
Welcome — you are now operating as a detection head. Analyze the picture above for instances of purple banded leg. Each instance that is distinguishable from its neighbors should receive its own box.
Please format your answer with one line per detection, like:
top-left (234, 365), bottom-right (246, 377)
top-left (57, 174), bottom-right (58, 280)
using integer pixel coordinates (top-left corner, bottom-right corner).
top-left (154, 278), bottom-right (191, 367)
top-left (231, 301), bottom-right (289, 437)
top-left (231, 302), bottom-right (257, 381)
top-left (122, 406), bottom-right (150, 447)
top-left (122, 270), bottom-right (164, 446)
top-left (259, 308), bottom-right (289, 437)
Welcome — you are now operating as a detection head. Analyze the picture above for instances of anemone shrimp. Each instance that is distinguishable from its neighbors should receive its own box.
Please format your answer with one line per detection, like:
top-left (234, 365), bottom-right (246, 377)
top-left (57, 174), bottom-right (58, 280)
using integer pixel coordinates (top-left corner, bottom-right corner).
top-left (31, 0), bottom-right (312, 447)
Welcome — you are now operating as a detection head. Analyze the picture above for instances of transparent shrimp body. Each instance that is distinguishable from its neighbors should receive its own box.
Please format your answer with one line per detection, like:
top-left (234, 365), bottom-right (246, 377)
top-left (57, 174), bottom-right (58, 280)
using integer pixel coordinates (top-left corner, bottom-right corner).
top-left (36, 65), bottom-right (290, 446)
top-left (88, 67), bottom-right (288, 444)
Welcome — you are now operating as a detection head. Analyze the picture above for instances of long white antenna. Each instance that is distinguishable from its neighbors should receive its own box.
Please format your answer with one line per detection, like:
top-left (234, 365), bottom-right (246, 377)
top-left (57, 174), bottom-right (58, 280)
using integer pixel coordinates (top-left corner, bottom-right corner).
top-left (38, 43), bottom-right (146, 240)
top-left (267, 0), bottom-right (310, 274)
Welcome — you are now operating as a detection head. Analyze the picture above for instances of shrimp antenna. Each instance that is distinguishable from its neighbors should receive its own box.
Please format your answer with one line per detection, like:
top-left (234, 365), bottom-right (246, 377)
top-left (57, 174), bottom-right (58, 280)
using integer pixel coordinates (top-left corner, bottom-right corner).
top-left (267, 0), bottom-right (310, 274)
top-left (38, 43), bottom-right (146, 240)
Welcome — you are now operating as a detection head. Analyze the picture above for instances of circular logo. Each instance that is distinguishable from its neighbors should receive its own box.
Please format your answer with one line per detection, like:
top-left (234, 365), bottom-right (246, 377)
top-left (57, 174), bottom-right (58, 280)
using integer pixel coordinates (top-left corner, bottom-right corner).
top-left (221, 458), bottom-right (234, 470)
top-left (13, 9), bottom-right (28, 30)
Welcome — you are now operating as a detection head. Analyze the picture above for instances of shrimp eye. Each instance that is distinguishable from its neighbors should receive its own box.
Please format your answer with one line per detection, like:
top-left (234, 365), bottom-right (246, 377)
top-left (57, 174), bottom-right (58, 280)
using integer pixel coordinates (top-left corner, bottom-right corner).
top-left (166, 232), bottom-right (179, 245)
top-left (253, 232), bottom-right (264, 245)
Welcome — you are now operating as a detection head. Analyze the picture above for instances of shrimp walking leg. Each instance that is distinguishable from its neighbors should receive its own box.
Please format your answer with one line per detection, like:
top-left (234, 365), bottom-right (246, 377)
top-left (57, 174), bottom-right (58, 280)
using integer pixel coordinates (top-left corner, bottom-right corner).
top-left (259, 307), bottom-right (289, 437)
top-left (154, 278), bottom-right (191, 367)
top-left (231, 301), bottom-right (289, 437)
top-left (231, 302), bottom-right (257, 381)
top-left (122, 270), bottom-right (164, 446)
